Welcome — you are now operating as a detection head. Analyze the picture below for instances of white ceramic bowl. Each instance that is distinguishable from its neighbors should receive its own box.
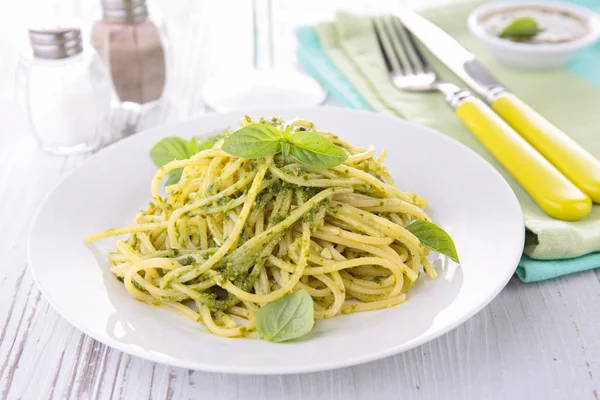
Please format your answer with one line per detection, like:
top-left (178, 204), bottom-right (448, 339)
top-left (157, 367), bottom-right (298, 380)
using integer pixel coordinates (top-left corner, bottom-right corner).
top-left (468, 1), bottom-right (600, 69)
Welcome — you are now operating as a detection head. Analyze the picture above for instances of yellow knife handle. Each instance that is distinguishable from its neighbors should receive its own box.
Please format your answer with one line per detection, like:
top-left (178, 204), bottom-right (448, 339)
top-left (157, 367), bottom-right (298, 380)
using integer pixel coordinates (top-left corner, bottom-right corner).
top-left (491, 92), bottom-right (600, 203)
top-left (455, 96), bottom-right (591, 221)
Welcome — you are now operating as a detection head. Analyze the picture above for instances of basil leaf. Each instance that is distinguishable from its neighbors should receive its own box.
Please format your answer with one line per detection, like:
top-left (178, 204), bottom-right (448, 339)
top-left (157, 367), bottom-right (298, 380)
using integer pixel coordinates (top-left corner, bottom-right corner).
top-left (499, 17), bottom-right (540, 40)
top-left (281, 142), bottom-right (291, 159)
top-left (222, 124), bottom-right (283, 159)
top-left (199, 138), bottom-right (218, 151)
top-left (189, 137), bottom-right (199, 154)
top-left (198, 128), bottom-right (230, 151)
top-left (165, 169), bottom-right (183, 186)
top-left (283, 125), bottom-right (292, 139)
top-left (256, 289), bottom-right (314, 343)
top-left (150, 137), bottom-right (196, 168)
top-left (405, 220), bottom-right (459, 263)
top-left (150, 137), bottom-right (199, 186)
top-left (288, 131), bottom-right (348, 168)
top-left (149, 129), bottom-right (229, 186)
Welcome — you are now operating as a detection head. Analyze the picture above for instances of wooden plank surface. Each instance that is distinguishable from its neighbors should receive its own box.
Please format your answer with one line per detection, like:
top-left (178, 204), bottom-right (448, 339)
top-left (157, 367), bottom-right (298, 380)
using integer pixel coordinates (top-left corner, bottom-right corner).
top-left (1, 0), bottom-right (600, 399)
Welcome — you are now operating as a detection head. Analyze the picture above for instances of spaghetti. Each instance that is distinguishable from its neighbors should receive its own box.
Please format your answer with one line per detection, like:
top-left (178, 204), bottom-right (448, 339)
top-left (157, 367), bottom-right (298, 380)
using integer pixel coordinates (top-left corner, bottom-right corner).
top-left (86, 116), bottom-right (438, 339)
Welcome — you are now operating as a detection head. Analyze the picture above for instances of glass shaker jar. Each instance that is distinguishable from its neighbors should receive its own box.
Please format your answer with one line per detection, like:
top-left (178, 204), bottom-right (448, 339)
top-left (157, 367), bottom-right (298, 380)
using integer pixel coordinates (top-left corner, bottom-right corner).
top-left (91, 0), bottom-right (169, 111)
top-left (16, 26), bottom-right (112, 155)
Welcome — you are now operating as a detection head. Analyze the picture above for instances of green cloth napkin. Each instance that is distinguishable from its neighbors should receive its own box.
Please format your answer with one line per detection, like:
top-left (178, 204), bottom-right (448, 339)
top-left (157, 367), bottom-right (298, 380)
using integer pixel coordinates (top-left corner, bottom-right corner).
top-left (313, 2), bottom-right (600, 262)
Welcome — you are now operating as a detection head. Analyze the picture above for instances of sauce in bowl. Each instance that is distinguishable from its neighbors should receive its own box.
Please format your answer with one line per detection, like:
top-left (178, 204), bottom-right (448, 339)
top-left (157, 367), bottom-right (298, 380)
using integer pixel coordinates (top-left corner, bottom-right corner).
top-left (481, 6), bottom-right (589, 44)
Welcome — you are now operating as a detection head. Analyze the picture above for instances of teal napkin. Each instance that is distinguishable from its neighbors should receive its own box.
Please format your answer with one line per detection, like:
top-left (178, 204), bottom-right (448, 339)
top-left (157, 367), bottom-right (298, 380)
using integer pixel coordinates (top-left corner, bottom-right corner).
top-left (517, 253), bottom-right (600, 282)
top-left (296, 27), bottom-right (375, 111)
top-left (294, 2), bottom-right (600, 282)
top-left (296, 27), bottom-right (374, 111)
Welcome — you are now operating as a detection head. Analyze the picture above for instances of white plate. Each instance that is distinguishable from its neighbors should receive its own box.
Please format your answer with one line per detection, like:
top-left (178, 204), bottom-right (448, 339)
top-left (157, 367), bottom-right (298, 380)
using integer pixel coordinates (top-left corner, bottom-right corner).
top-left (28, 107), bottom-right (523, 374)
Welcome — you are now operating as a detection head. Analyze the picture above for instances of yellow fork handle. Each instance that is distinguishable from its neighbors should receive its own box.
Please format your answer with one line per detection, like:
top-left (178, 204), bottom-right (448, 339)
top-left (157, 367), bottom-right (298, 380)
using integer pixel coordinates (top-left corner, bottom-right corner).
top-left (456, 97), bottom-right (591, 221)
top-left (492, 92), bottom-right (600, 203)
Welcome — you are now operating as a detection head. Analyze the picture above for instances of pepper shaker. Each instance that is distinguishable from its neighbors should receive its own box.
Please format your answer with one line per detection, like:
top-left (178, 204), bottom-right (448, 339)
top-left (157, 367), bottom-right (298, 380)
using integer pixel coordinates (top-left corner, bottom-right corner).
top-left (16, 26), bottom-right (112, 155)
top-left (91, 0), bottom-right (169, 110)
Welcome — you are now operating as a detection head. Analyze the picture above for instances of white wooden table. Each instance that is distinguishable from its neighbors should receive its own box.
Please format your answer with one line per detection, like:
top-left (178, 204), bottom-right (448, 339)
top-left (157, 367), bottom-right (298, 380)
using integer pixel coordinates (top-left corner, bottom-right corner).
top-left (2, 0), bottom-right (600, 399)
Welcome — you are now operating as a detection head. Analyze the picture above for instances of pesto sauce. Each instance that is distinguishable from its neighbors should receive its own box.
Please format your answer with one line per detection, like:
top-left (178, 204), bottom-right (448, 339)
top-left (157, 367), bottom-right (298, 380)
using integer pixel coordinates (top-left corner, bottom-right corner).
top-left (482, 6), bottom-right (588, 44)
top-left (211, 295), bottom-right (240, 311)
top-left (132, 279), bottom-right (148, 293)
top-left (302, 205), bottom-right (319, 223)
top-left (178, 256), bottom-right (195, 266)
top-left (270, 215), bottom-right (285, 225)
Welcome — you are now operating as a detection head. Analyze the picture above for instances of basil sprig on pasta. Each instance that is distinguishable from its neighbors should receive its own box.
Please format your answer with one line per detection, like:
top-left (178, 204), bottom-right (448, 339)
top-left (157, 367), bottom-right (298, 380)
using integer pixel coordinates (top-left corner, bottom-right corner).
top-left (221, 123), bottom-right (348, 168)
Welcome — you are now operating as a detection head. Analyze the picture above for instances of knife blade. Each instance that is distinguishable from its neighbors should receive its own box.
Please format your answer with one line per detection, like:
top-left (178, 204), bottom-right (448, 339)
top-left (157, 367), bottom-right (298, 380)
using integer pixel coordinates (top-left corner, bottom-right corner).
top-left (396, 9), bottom-right (503, 99)
top-left (397, 9), bottom-right (600, 203)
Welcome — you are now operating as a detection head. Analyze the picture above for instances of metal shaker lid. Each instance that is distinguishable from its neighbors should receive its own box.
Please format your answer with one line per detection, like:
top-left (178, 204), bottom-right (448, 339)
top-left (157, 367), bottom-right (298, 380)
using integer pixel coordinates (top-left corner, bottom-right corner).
top-left (28, 26), bottom-right (83, 60)
top-left (101, 0), bottom-right (149, 21)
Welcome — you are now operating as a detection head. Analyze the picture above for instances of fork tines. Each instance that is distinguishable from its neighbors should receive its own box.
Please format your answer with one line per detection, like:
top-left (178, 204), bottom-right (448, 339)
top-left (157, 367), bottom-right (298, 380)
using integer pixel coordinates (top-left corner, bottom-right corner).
top-left (373, 15), bottom-right (430, 76)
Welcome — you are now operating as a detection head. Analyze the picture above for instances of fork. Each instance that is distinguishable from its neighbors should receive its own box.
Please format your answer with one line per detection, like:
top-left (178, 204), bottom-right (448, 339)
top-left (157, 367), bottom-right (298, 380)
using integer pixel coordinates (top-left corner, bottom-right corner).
top-left (372, 15), bottom-right (591, 221)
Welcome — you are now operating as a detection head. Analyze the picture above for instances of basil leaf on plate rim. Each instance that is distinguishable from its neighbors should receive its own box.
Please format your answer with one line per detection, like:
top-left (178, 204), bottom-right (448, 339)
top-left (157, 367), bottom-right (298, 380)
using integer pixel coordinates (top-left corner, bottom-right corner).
top-left (256, 289), bottom-right (315, 343)
top-left (405, 220), bottom-right (460, 263)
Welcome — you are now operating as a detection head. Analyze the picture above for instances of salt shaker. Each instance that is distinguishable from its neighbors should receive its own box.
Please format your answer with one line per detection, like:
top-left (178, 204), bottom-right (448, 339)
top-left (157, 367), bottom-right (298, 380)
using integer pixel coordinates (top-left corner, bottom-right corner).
top-left (91, 0), bottom-right (169, 110)
top-left (16, 26), bottom-right (112, 155)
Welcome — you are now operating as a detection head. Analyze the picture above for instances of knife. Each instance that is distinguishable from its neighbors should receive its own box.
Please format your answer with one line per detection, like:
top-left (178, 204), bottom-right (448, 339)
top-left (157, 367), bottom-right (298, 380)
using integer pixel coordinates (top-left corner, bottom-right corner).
top-left (397, 9), bottom-right (600, 204)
